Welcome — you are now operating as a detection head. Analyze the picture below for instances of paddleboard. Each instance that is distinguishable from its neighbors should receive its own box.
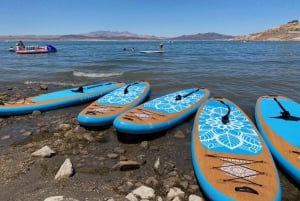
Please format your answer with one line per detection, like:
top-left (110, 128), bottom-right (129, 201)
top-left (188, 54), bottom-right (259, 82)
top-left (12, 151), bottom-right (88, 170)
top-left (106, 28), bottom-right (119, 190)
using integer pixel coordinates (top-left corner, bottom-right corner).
top-left (139, 50), bottom-right (165, 54)
top-left (113, 87), bottom-right (210, 134)
top-left (77, 81), bottom-right (151, 127)
top-left (192, 97), bottom-right (281, 201)
top-left (255, 95), bottom-right (300, 183)
top-left (0, 81), bottom-right (125, 116)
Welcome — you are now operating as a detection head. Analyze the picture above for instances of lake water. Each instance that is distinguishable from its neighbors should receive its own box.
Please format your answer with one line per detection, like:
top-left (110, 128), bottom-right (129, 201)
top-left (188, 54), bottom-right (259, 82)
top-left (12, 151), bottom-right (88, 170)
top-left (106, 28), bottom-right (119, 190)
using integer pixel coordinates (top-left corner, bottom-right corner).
top-left (1, 40), bottom-right (299, 117)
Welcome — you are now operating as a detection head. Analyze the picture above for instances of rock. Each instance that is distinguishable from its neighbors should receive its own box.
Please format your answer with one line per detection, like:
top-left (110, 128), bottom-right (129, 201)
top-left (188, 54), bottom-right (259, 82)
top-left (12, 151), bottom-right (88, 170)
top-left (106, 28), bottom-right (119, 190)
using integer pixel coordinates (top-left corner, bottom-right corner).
top-left (145, 176), bottom-right (159, 188)
top-left (188, 185), bottom-right (200, 194)
top-left (82, 133), bottom-right (96, 142)
top-left (153, 157), bottom-right (163, 175)
top-left (118, 181), bottom-right (135, 194)
top-left (32, 110), bottom-right (42, 116)
top-left (189, 194), bottom-right (204, 201)
top-left (179, 181), bottom-right (189, 190)
top-left (54, 158), bottom-right (74, 180)
top-left (40, 84), bottom-right (48, 90)
top-left (167, 187), bottom-right (185, 201)
top-left (172, 197), bottom-right (182, 201)
top-left (140, 141), bottom-right (149, 149)
top-left (44, 197), bottom-right (79, 201)
top-left (112, 160), bottom-right (140, 171)
top-left (44, 196), bottom-right (64, 201)
top-left (114, 147), bottom-right (126, 154)
top-left (22, 131), bottom-right (32, 136)
top-left (163, 176), bottom-right (180, 190)
top-left (125, 193), bottom-right (138, 201)
top-left (156, 196), bottom-right (163, 201)
top-left (132, 185), bottom-right (155, 200)
top-left (32, 146), bottom-right (55, 158)
top-left (58, 123), bottom-right (72, 132)
top-left (1, 135), bottom-right (10, 140)
top-left (107, 153), bottom-right (119, 159)
top-left (174, 129), bottom-right (185, 138)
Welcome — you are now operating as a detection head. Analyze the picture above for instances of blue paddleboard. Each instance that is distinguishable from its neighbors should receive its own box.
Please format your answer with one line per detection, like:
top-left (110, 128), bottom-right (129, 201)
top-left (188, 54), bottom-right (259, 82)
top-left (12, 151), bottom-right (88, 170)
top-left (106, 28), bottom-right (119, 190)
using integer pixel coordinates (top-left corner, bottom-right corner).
top-left (0, 82), bottom-right (125, 116)
top-left (255, 95), bottom-right (300, 183)
top-left (77, 81), bottom-right (151, 127)
top-left (113, 87), bottom-right (210, 134)
top-left (192, 97), bottom-right (281, 201)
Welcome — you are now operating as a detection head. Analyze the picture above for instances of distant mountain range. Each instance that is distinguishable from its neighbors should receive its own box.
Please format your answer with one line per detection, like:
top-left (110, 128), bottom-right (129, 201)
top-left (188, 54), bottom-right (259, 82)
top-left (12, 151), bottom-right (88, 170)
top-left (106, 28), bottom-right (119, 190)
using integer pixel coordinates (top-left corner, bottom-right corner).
top-left (1, 20), bottom-right (299, 41)
top-left (0, 31), bottom-right (234, 41)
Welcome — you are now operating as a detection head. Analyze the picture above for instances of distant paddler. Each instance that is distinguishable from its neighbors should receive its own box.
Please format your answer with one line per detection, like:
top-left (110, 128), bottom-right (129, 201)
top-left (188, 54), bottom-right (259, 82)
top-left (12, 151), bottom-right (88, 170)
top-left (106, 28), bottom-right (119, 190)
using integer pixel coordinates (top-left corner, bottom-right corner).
top-left (159, 43), bottom-right (164, 50)
top-left (9, 46), bottom-right (15, 52)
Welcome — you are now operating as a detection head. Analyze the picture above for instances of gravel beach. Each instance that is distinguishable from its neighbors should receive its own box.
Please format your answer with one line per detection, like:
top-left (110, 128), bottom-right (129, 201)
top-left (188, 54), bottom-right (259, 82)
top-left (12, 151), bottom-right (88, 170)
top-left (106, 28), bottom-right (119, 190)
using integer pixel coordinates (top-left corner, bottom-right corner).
top-left (0, 84), bottom-right (300, 201)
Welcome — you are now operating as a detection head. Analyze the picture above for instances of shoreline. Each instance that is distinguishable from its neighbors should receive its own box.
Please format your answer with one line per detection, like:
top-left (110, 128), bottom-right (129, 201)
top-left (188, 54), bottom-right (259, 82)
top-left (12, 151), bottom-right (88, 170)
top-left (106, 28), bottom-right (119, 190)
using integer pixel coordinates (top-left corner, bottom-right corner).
top-left (0, 83), bottom-right (300, 200)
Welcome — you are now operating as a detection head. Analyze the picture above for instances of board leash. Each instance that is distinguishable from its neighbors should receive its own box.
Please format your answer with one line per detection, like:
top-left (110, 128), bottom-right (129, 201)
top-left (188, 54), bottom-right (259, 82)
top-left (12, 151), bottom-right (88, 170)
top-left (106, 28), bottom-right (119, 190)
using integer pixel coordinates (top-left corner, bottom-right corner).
top-left (219, 100), bottom-right (231, 124)
top-left (175, 88), bottom-right (199, 101)
top-left (124, 82), bottom-right (139, 94)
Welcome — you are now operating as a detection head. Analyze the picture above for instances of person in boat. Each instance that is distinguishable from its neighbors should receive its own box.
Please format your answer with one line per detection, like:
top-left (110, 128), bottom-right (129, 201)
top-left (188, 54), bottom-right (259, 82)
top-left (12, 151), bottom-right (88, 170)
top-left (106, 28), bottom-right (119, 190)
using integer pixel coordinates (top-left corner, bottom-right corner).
top-left (16, 40), bottom-right (25, 50)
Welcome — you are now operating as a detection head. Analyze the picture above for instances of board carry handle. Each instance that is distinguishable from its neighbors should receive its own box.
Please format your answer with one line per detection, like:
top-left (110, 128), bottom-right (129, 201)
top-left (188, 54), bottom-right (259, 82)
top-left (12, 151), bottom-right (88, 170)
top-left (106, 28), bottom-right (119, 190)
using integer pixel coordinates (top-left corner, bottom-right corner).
top-left (235, 186), bottom-right (259, 195)
top-left (175, 88), bottom-right (199, 101)
top-left (274, 97), bottom-right (291, 117)
top-left (272, 97), bottom-right (300, 121)
top-left (72, 82), bottom-right (113, 93)
top-left (124, 82), bottom-right (139, 94)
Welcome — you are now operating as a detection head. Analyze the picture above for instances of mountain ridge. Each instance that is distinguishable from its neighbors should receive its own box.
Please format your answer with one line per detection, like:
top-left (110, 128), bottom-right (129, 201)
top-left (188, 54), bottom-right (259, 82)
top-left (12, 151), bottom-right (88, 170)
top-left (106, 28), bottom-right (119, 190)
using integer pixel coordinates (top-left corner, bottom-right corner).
top-left (1, 20), bottom-right (300, 41)
top-left (0, 31), bottom-right (234, 41)
top-left (233, 20), bottom-right (300, 41)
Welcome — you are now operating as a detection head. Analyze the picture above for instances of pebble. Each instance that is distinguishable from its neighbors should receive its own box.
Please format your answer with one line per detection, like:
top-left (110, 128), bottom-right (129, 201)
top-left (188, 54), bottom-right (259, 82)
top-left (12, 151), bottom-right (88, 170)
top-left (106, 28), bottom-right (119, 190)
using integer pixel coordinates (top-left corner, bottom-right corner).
top-left (1, 135), bottom-right (10, 140)
top-left (40, 84), bottom-right (48, 90)
top-left (189, 194), bottom-right (204, 201)
top-left (44, 196), bottom-right (64, 201)
top-left (167, 187), bottom-right (185, 200)
top-left (132, 185), bottom-right (155, 200)
top-left (111, 160), bottom-right (140, 171)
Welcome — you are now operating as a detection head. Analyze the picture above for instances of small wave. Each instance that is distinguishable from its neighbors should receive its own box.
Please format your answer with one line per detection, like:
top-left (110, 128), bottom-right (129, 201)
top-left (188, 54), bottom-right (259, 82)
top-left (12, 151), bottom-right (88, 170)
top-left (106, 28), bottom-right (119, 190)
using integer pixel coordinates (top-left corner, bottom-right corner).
top-left (73, 71), bottom-right (123, 78)
top-left (24, 81), bottom-right (80, 86)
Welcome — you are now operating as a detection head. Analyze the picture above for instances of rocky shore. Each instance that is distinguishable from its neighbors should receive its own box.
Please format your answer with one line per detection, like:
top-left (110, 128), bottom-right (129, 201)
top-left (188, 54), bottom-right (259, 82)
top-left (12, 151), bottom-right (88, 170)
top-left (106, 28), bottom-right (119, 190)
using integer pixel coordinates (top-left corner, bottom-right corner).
top-left (0, 83), bottom-right (300, 201)
top-left (233, 20), bottom-right (300, 41)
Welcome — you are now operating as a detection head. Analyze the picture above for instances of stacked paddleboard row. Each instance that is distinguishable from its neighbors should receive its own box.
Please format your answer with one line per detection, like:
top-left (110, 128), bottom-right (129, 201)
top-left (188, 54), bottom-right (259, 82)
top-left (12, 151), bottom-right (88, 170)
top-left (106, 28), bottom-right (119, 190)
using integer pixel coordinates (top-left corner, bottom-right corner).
top-left (1, 81), bottom-right (299, 200)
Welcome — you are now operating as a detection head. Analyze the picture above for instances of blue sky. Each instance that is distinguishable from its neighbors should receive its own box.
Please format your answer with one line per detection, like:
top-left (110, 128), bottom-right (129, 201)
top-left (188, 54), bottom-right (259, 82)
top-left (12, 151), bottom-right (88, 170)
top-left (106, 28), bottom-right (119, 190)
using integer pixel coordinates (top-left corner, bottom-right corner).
top-left (0, 0), bottom-right (299, 37)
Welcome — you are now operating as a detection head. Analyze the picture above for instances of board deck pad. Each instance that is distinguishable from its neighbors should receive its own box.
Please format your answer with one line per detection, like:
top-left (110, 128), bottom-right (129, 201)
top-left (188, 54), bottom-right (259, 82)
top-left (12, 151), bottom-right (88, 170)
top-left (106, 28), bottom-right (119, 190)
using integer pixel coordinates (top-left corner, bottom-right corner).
top-left (255, 95), bottom-right (300, 183)
top-left (77, 81), bottom-right (151, 126)
top-left (0, 81), bottom-right (125, 116)
top-left (113, 87), bottom-right (210, 134)
top-left (192, 97), bottom-right (281, 201)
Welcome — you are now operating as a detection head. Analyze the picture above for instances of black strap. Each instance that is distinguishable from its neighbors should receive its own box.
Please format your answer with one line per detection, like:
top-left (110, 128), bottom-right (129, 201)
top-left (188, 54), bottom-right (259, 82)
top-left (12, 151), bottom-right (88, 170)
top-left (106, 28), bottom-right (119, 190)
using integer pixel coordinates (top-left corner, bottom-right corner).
top-left (272, 97), bottom-right (300, 121)
top-left (72, 86), bottom-right (84, 93)
top-left (72, 82), bottom-right (113, 93)
top-left (235, 186), bottom-right (259, 195)
top-left (124, 82), bottom-right (138, 94)
top-left (219, 100), bottom-right (231, 124)
top-left (175, 89), bottom-right (199, 101)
